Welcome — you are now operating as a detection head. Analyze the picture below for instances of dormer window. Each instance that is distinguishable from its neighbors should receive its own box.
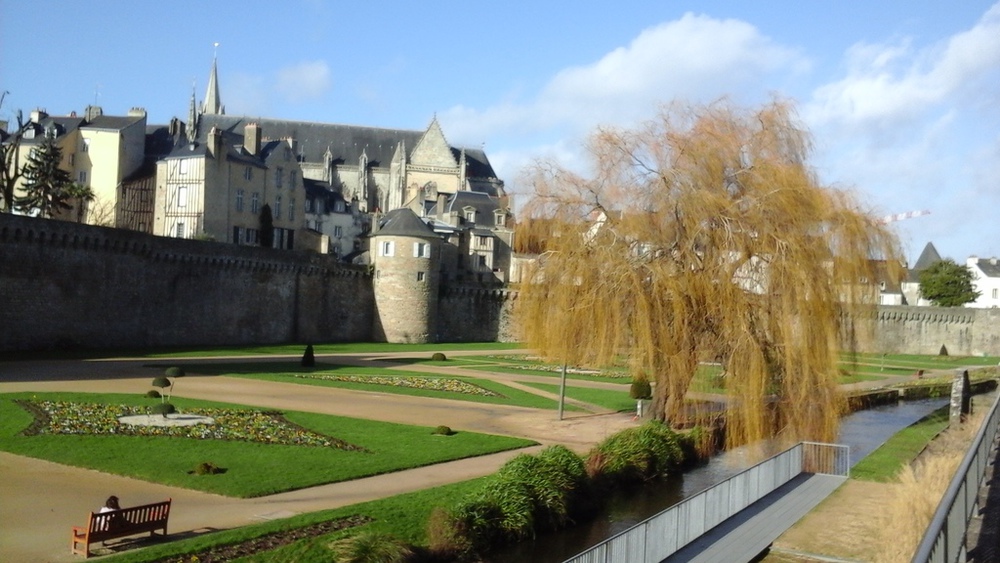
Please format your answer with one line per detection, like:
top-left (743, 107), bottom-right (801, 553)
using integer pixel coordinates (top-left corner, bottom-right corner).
top-left (494, 209), bottom-right (506, 228)
top-left (463, 206), bottom-right (477, 223)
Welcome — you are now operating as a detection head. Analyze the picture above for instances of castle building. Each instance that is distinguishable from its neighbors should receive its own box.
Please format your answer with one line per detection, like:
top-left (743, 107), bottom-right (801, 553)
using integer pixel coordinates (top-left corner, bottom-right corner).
top-left (152, 57), bottom-right (514, 280)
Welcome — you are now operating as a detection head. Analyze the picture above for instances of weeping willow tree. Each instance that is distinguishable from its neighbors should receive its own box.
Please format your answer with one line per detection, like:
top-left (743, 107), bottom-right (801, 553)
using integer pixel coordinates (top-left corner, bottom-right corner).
top-left (515, 99), bottom-right (903, 449)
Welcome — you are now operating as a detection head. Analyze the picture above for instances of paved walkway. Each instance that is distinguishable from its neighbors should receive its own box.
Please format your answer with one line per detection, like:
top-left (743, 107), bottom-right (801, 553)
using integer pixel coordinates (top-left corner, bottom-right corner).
top-left (0, 351), bottom-right (638, 562)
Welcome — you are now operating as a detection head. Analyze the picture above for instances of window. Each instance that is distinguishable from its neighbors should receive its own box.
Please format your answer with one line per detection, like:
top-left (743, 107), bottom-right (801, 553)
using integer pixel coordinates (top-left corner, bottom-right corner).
top-left (417, 272), bottom-right (425, 282)
top-left (179, 159), bottom-right (189, 174)
top-left (464, 208), bottom-right (476, 223)
top-left (305, 198), bottom-right (313, 213)
top-left (289, 170), bottom-right (297, 188)
top-left (275, 167), bottom-right (283, 189)
top-left (274, 196), bottom-right (282, 218)
top-left (177, 186), bottom-right (188, 208)
top-left (236, 189), bottom-right (244, 212)
top-left (414, 242), bottom-right (430, 258)
top-left (251, 192), bottom-right (260, 214)
top-left (176, 222), bottom-right (186, 238)
top-left (993, 288), bottom-right (999, 300)
top-left (494, 210), bottom-right (506, 227)
top-left (82, 139), bottom-right (90, 153)
top-left (334, 226), bottom-right (343, 238)
top-left (245, 228), bottom-right (258, 244)
top-left (476, 235), bottom-right (491, 248)
top-left (334, 200), bottom-right (345, 213)
top-left (288, 198), bottom-right (295, 221)
top-left (244, 167), bottom-right (253, 181)
top-left (379, 240), bottom-right (395, 257)
top-left (78, 171), bottom-right (87, 184)
top-left (233, 226), bottom-right (241, 243)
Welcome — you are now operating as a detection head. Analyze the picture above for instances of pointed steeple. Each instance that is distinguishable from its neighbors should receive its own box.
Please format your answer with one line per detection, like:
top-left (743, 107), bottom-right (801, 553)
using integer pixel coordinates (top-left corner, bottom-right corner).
top-left (186, 85), bottom-right (198, 143)
top-left (202, 54), bottom-right (224, 115)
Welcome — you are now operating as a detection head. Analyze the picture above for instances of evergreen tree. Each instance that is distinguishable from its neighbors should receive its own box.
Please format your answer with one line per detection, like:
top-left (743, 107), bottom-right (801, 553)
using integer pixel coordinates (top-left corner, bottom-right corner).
top-left (14, 130), bottom-right (74, 217)
top-left (259, 203), bottom-right (274, 247)
top-left (919, 258), bottom-right (980, 307)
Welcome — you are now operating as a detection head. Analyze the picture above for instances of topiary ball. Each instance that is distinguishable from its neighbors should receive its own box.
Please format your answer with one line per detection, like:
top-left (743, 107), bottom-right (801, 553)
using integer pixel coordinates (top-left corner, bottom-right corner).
top-left (165, 366), bottom-right (186, 378)
top-left (431, 352), bottom-right (447, 362)
top-left (432, 425), bottom-right (454, 436)
top-left (151, 403), bottom-right (176, 416)
top-left (629, 380), bottom-right (653, 400)
top-left (145, 390), bottom-right (162, 399)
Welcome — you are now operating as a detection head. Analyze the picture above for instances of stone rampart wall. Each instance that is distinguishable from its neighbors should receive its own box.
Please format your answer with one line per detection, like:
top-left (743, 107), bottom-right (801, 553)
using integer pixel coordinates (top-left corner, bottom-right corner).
top-left (0, 214), bottom-right (373, 353)
top-left (872, 305), bottom-right (1000, 357)
top-left (436, 286), bottom-right (519, 343)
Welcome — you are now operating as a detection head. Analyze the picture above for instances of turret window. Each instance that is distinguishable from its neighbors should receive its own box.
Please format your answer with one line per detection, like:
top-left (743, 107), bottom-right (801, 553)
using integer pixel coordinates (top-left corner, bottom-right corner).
top-left (414, 242), bottom-right (430, 258)
top-left (417, 272), bottom-right (426, 282)
top-left (379, 241), bottom-right (395, 257)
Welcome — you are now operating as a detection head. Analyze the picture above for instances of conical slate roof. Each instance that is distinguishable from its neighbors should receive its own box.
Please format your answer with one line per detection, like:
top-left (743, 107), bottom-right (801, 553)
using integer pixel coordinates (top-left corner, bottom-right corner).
top-left (912, 242), bottom-right (942, 271)
top-left (375, 208), bottom-right (437, 238)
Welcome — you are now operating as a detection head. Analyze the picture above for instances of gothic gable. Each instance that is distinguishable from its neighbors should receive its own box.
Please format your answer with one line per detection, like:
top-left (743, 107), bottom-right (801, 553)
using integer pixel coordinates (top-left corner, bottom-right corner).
top-left (410, 119), bottom-right (457, 169)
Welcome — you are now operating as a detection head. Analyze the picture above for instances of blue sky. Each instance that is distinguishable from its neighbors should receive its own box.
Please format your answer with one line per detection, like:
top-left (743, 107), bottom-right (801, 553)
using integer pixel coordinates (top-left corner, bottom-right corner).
top-left (2, 1), bottom-right (998, 263)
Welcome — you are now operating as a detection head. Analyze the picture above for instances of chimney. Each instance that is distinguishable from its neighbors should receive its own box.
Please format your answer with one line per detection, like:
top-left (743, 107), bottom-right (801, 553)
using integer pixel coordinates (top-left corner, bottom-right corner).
top-left (437, 193), bottom-right (447, 220)
top-left (207, 126), bottom-right (222, 158)
top-left (30, 109), bottom-right (48, 123)
top-left (128, 107), bottom-right (147, 118)
top-left (85, 105), bottom-right (103, 122)
top-left (245, 122), bottom-right (261, 155)
top-left (991, 257), bottom-right (998, 266)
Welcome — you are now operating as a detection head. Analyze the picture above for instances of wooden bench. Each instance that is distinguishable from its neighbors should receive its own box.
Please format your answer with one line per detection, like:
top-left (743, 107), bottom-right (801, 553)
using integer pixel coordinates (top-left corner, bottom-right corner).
top-left (71, 498), bottom-right (171, 558)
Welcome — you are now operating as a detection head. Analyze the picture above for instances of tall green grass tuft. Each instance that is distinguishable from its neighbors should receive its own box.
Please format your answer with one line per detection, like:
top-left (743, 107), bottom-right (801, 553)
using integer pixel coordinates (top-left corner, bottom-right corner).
top-left (328, 531), bottom-right (413, 563)
top-left (586, 420), bottom-right (685, 484)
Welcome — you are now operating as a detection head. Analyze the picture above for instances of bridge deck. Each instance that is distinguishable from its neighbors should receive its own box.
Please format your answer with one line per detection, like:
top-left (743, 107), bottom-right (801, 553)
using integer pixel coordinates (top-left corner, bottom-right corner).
top-left (664, 473), bottom-right (847, 563)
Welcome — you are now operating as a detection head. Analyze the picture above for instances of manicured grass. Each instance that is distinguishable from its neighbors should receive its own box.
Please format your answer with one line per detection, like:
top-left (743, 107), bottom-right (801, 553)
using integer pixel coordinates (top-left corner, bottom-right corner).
top-left (519, 381), bottom-right (633, 412)
top-left (102, 477), bottom-right (489, 563)
top-left (175, 361), bottom-right (567, 410)
top-left (850, 405), bottom-right (950, 482)
top-left (2, 342), bottom-right (524, 361)
top-left (0, 392), bottom-right (534, 497)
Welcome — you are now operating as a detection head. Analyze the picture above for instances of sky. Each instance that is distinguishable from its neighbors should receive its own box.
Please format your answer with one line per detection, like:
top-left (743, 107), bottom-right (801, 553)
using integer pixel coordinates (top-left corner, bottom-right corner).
top-left (2, 0), bottom-right (998, 263)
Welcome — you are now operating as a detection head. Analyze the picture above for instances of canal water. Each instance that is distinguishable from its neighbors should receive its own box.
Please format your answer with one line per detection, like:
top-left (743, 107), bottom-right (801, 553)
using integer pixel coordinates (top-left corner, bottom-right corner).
top-left (486, 397), bottom-right (949, 563)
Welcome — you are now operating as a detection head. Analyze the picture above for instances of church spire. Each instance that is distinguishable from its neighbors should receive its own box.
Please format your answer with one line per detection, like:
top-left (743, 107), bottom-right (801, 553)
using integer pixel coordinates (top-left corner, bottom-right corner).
top-left (202, 45), bottom-right (224, 115)
top-left (187, 84), bottom-right (198, 143)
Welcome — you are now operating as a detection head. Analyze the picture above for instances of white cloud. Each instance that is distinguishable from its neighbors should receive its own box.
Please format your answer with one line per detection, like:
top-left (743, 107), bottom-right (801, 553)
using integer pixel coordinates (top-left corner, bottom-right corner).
top-left (275, 60), bottom-right (332, 103)
top-left (805, 3), bottom-right (1000, 131)
top-left (441, 13), bottom-right (807, 143)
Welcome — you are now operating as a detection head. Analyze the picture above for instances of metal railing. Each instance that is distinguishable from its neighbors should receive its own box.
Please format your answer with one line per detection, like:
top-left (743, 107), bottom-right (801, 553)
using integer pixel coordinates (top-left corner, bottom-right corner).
top-left (912, 392), bottom-right (1000, 563)
top-left (563, 442), bottom-right (849, 563)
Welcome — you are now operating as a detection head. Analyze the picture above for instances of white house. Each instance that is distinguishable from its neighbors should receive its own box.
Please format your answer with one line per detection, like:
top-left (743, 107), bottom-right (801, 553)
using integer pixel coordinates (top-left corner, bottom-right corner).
top-left (966, 256), bottom-right (1000, 309)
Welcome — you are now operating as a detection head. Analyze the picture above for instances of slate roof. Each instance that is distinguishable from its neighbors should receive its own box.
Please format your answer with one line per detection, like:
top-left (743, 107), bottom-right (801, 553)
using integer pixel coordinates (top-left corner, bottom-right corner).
top-left (376, 208), bottom-right (437, 238)
top-left (428, 191), bottom-right (504, 229)
top-left (19, 116), bottom-right (85, 144)
top-left (971, 258), bottom-right (1000, 278)
top-left (194, 114), bottom-right (500, 180)
top-left (82, 115), bottom-right (143, 130)
top-left (907, 242), bottom-right (943, 283)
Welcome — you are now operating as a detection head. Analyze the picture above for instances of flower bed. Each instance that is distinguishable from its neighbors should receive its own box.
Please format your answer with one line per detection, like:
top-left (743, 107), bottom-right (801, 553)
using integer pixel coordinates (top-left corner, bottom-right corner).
top-left (290, 373), bottom-right (504, 396)
top-left (17, 400), bottom-right (366, 451)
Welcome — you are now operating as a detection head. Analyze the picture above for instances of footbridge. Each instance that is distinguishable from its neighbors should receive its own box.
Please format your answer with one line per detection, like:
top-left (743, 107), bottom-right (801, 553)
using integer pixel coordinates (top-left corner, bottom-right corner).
top-left (563, 442), bottom-right (850, 563)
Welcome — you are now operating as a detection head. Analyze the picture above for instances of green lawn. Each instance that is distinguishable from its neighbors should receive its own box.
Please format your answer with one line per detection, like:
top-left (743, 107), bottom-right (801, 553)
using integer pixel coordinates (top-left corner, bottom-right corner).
top-left (173, 361), bottom-right (567, 410)
top-left (102, 477), bottom-right (489, 563)
top-left (0, 392), bottom-right (534, 497)
top-left (519, 381), bottom-right (634, 412)
top-left (850, 405), bottom-right (950, 482)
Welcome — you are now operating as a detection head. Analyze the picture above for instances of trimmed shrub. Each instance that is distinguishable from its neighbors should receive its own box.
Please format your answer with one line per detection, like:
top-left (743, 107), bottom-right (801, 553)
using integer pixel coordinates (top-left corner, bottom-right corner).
top-left (431, 352), bottom-right (447, 362)
top-left (145, 390), bottom-right (161, 399)
top-left (939, 344), bottom-right (949, 356)
top-left (164, 366), bottom-right (186, 378)
top-left (193, 461), bottom-right (223, 475)
top-left (432, 425), bottom-right (454, 436)
top-left (302, 344), bottom-right (316, 367)
top-left (151, 402), bottom-right (176, 416)
top-left (629, 379), bottom-right (652, 400)
top-left (329, 531), bottom-right (413, 563)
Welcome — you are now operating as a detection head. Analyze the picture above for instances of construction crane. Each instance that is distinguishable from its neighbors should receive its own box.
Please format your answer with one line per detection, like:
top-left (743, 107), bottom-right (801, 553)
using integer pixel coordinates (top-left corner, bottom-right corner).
top-left (879, 210), bottom-right (931, 225)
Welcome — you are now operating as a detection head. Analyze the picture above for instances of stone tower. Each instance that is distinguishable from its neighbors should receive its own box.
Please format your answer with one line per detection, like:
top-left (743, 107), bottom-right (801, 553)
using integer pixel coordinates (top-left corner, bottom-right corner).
top-left (371, 209), bottom-right (441, 343)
